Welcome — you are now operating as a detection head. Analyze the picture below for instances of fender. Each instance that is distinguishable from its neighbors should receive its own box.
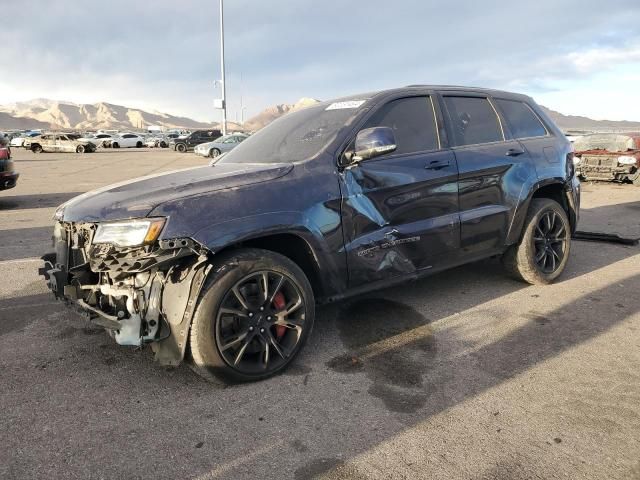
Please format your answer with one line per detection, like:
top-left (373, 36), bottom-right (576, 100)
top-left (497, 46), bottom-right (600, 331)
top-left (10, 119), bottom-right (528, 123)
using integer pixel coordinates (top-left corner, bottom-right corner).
top-left (191, 209), bottom-right (348, 299)
top-left (506, 177), bottom-right (577, 245)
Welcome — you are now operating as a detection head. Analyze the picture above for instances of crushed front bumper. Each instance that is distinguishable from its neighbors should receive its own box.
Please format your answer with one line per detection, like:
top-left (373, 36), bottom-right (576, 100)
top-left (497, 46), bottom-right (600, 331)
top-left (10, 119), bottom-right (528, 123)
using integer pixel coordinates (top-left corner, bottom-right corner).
top-left (40, 221), bottom-right (212, 366)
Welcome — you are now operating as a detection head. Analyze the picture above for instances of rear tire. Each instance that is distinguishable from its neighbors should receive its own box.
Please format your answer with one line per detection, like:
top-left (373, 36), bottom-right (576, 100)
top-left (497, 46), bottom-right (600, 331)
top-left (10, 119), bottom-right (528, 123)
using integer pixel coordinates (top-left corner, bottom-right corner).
top-left (136, 141), bottom-right (143, 148)
top-left (631, 171), bottom-right (640, 187)
top-left (31, 144), bottom-right (43, 153)
top-left (112, 142), bottom-right (120, 149)
top-left (210, 148), bottom-right (221, 158)
top-left (76, 145), bottom-right (85, 153)
top-left (189, 248), bottom-right (315, 384)
top-left (502, 198), bottom-right (571, 285)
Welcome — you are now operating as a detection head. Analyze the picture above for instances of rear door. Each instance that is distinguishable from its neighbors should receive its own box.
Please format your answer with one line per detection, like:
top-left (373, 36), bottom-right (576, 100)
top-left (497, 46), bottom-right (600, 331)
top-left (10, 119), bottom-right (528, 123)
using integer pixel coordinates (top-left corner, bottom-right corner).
top-left (339, 94), bottom-right (460, 286)
top-left (439, 93), bottom-right (537, 256)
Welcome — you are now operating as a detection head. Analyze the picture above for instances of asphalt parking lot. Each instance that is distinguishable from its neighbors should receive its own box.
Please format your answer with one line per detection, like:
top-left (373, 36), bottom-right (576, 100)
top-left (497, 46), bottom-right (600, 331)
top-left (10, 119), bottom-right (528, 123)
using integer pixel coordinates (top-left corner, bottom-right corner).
top-left (1, 148), bottom-right (639, 480)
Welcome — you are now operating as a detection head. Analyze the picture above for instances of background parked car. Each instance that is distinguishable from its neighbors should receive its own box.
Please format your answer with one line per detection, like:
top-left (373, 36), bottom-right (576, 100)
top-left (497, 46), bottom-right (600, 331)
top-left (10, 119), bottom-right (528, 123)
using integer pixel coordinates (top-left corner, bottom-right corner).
top-left (79, 133), bottom-right (115, 148)
top-left (0, 137), bottom-right (19, 190)
top-left (106, 133), bottom-right (145, 149)
top-left (10, 131), bottom-right (40, 148)
top-left (194, 133), bottom-right (249, 158)
top-left (29, 133), bottom-right (97, 153)
top-left (574, 133), bottom-right (640, 185)
top-left (170, 130), bottom-right (221, 152)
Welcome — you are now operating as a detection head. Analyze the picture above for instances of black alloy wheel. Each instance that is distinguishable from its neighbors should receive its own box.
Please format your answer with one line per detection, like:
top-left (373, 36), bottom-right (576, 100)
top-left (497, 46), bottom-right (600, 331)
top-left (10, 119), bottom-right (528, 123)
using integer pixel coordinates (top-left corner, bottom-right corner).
top-left (502, 198), bottom-right (571, 285)
top-left (533, 210), bottom-right (567, 274)
top-left (189, 248), bottom-right (314, 383)
top-left (215, 270), bottom-right (306, 375)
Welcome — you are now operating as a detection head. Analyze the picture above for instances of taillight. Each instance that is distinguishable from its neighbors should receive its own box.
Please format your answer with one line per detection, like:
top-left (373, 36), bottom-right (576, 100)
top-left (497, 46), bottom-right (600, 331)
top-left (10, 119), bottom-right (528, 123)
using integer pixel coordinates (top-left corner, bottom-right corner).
top-left (566, 152), bottom-right (576, 178)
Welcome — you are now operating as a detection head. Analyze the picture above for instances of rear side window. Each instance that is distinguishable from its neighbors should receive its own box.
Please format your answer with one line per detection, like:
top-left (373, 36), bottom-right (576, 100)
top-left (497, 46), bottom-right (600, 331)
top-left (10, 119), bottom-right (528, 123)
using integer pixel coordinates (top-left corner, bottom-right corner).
top-left (363, 96), bottom-right (439, 156)
top-left (495, 99), bottom-right (547, 139)
top-left (443, 96), bottom-right (503, 146)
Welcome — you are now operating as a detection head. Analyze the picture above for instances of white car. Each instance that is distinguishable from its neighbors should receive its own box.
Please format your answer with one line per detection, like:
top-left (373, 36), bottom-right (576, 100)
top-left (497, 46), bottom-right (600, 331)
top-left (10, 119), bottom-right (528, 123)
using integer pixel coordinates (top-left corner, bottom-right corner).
top-left (194, 133), bottom-right (249, 158)
top-left (78, 133), bottom-right (115, 148)
top-left (10, 132), bottom-right (40, 147)
top-left (109, 133), bottom-right (145, 149)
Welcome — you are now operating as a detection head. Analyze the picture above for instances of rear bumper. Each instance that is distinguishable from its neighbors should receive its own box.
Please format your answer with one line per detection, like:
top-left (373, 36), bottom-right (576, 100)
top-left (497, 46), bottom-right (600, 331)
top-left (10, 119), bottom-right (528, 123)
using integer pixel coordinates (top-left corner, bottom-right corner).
top-left (0, 171), bottom-right (19, 190)
top-left (566, 177), bottom-right (580, 233)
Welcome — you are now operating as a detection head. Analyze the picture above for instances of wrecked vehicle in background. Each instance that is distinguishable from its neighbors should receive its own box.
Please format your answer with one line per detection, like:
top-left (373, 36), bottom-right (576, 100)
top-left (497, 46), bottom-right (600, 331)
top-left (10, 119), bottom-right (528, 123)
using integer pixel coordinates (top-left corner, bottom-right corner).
top-left (574, 133), bottom-right (640, 185)
top-left (28, 133), bottom-right (97, 154)
top-left (40, 86), bottom-right (579, 384)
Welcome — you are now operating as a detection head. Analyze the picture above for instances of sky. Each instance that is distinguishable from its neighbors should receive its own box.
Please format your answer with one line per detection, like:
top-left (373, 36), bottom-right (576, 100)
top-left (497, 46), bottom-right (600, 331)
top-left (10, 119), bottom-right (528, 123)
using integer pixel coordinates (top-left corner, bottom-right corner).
top-left (1, 0), bottom-right (640, 123)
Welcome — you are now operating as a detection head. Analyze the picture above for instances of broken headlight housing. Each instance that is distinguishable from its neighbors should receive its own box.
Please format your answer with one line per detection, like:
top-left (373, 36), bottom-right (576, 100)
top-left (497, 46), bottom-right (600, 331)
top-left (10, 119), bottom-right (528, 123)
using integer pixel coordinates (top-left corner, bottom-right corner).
top-left (93, 218), bottom-right (165, 247)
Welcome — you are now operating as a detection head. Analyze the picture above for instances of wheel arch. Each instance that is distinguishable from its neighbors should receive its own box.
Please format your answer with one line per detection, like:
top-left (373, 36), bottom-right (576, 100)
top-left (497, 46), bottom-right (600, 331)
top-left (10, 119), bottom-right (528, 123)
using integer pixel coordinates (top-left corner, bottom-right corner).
top-left (507, 180), bottom-right (577, 244)
top-left (190, 212), bottom-right (345, 301)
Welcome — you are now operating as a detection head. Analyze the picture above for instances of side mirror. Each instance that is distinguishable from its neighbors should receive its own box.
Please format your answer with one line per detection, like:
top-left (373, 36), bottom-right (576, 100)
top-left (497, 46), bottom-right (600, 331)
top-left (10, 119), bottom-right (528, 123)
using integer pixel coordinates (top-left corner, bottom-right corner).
top-left (353, 127), bottom-right (397, 162)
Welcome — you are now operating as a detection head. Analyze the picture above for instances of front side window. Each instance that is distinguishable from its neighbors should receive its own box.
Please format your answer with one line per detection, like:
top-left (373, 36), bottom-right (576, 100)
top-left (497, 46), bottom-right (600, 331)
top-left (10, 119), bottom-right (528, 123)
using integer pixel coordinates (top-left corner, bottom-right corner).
top-left (443, 96), bottom-right (503, 146)
top-left (495, 99), bottom-right (547, 139)
top-left (362, 96), bottom-right (439, 156)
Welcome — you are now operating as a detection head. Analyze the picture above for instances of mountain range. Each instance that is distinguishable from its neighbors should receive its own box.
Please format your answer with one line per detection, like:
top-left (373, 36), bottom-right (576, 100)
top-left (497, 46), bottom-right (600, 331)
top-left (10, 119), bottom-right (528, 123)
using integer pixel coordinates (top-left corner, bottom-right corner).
top-left (1, 97), bottom-right (639, 133)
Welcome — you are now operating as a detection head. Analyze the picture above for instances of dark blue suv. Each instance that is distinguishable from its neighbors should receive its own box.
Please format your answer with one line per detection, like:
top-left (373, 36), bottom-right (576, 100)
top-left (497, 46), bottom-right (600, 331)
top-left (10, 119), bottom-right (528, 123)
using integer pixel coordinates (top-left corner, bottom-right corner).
top-left (41, 85), bottom-right (580, 383)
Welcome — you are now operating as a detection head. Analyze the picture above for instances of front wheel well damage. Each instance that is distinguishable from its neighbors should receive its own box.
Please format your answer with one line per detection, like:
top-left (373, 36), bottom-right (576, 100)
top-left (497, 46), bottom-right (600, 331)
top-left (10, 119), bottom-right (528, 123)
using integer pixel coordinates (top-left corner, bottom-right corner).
top-left (221, 233), bottom-right (324, 299)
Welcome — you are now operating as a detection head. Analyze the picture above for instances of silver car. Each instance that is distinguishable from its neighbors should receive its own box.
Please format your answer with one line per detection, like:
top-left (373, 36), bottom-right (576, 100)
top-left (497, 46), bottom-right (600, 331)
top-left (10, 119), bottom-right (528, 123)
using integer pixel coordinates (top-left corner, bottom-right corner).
top-left (194, 133), bottom-right (249, 158)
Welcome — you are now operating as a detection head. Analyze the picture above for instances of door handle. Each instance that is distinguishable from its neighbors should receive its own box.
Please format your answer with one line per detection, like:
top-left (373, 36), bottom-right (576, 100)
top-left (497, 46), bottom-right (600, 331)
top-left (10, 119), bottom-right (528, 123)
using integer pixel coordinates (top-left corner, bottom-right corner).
top-left (506, 148), bottom-right (525, 157)
top-left (425, 160), bottom-right (450, 170)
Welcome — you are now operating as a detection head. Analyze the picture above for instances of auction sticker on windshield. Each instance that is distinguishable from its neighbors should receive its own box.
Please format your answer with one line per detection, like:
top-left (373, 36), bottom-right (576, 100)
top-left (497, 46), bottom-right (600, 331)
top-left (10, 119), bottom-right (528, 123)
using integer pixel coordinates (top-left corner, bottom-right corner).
top-left (325, 100), bottom-right (366, 110)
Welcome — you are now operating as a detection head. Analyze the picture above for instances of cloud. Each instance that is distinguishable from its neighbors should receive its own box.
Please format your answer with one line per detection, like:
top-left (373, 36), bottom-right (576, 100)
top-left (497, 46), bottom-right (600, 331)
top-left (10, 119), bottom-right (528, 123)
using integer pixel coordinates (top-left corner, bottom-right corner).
top-left (2, 0), bottom-right (640, 120)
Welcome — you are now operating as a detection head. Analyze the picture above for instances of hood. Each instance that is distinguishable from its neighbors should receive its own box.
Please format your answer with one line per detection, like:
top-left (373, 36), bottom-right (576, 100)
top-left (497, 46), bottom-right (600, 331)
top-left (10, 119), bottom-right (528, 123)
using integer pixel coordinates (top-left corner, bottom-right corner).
top-left (61, 163), bottom-right (293, 222)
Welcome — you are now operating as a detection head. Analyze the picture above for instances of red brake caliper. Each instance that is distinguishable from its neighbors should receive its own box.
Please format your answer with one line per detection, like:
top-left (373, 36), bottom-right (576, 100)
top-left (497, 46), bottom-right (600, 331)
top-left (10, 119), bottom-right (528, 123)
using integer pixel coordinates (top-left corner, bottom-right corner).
top-left (272, 291), bottom-right (287, 338)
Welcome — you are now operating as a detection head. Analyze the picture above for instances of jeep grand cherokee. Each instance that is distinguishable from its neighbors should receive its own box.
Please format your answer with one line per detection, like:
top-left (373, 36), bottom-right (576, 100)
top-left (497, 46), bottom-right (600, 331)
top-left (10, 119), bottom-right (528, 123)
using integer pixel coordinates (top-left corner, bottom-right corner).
top-left (41, 86), bottom-right (580, 383)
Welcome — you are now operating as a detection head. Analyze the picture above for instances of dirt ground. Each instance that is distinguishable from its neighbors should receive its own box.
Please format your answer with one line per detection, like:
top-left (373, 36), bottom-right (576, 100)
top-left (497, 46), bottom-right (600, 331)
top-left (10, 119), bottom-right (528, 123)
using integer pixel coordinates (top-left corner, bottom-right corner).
top-left (1, 148), bottom-right (639, 480)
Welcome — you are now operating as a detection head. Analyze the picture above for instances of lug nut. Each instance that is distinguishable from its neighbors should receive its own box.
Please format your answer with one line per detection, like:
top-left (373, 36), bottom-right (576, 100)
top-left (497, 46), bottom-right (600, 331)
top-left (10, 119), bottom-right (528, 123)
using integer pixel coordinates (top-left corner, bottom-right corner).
top-left (267, 316), bottom-right (272, 321)
top-left (260, 328), bottom-right (265, 333)
top-left (260, 306), bottom-right (264, 311)
top-left (249, 326), bottom-right (254, 331)
top-left (248, 312), bottom-right (254, 317)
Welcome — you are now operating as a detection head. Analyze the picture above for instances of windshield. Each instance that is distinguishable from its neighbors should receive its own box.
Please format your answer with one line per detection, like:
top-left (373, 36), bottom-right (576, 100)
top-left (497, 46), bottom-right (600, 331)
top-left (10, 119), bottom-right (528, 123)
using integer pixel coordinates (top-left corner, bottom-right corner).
top-left (574, 134), bottom-right (637, 152)
top-left (218, 103), bottom-right (362, 164)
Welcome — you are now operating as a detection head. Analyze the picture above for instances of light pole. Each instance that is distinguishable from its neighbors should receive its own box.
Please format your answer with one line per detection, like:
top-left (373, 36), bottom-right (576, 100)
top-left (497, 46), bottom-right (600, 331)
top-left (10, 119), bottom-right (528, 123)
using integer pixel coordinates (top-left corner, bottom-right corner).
top-left (219, 0), bottom-right (227, 135)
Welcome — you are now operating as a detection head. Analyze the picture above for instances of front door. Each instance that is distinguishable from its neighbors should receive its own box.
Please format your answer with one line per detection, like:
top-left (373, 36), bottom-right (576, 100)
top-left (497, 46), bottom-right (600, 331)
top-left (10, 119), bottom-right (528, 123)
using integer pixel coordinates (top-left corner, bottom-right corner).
top-left (339, 95), bottom-right (460, 287)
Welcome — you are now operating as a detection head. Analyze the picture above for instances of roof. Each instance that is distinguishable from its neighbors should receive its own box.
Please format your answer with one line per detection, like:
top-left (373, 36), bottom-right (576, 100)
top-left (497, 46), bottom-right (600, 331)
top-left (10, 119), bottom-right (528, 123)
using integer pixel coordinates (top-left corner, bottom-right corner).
top-left (319, 85), bottom-right (530, 108)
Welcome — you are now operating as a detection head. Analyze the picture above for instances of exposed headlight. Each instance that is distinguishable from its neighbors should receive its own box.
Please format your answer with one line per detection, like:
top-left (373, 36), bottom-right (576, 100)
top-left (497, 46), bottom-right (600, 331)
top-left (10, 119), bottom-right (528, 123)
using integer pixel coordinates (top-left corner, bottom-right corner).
top-left (93, 218), bottom-right (166, 247)
top-left (618, 155), bottom-right (638, 165)
top-left (573, 156), bottom-right (581, 165)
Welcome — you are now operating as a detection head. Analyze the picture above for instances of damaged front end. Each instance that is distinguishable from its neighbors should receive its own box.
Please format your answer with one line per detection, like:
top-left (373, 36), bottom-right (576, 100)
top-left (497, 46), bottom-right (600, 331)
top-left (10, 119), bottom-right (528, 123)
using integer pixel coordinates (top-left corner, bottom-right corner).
top-left (40, 220), bottom-right (212, 366)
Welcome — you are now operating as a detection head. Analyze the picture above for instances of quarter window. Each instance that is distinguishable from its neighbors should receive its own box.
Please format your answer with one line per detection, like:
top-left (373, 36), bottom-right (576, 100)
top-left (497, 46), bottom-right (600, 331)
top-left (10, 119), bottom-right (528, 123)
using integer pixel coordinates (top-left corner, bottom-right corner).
top-left (362, 96), bottom-right (439, 156)
top-left (495, 99), bottom-right (547, 139)
top-left (443, 96), bottom-right (503, 146)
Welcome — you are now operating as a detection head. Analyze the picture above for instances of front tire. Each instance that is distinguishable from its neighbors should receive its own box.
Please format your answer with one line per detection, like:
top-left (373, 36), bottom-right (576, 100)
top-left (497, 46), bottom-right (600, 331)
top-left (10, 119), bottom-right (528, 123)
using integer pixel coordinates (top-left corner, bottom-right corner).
top-left (76, 145), bottom-right (85, 153)
top-left (176, 143), bottom-right (187, 153)
top-left (502, 198), bottom-right (571, 285)
top-left (112, 142), bottom-right (120, 149)
top-left (31, 144), bottom-right (43, 153)
top-left (189, 248), bottom-right (315, 384)
top-left (136, 141), bottom-right (143, 148)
